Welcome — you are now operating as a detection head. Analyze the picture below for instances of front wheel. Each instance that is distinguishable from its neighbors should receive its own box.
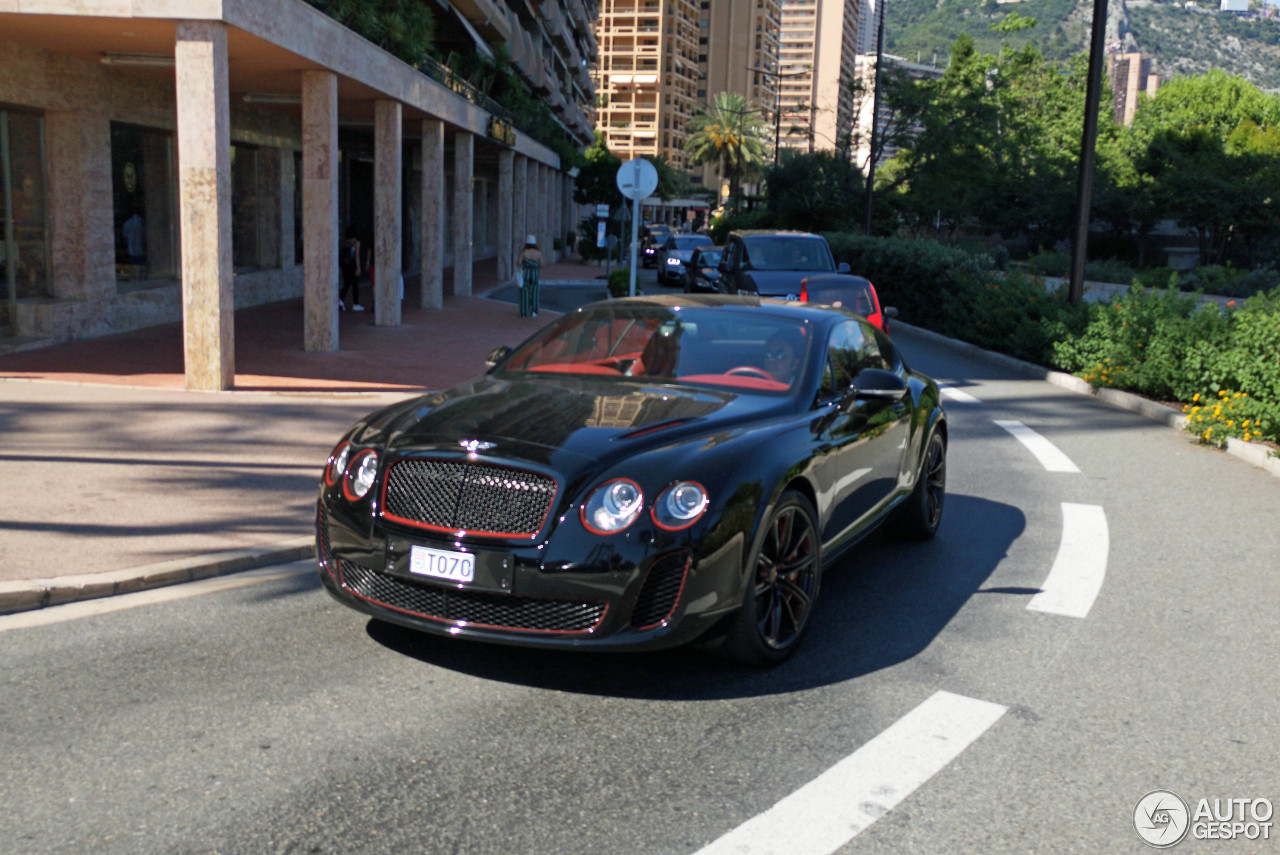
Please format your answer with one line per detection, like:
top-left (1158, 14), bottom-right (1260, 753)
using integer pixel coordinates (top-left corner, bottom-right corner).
top-left (896, 429), bottom-right (946, 540)
top-left (721, 491), bottom-right (822, 666)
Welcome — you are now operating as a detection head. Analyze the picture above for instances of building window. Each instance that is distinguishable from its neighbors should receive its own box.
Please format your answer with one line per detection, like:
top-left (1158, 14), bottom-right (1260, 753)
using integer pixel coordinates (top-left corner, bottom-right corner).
top-left (111, 123), bottom-right (178, 290)
top-left (1, 108), bottom-right (50, 320)
top-left (230, 143), bottom-right (281, 273)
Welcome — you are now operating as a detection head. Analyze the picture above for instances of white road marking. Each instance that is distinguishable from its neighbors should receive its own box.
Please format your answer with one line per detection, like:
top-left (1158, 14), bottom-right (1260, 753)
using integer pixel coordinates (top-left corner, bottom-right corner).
top-left (693, 691), bottom-right (1007, 855)
top-left (1028, 503), bottom-right (1109, 619)
top-left (0, 561), bottom-right (314, 633)
top-left (940, 384), bottom-right (981, 403)
top-left (994, 420), bottom-right (1080, 473)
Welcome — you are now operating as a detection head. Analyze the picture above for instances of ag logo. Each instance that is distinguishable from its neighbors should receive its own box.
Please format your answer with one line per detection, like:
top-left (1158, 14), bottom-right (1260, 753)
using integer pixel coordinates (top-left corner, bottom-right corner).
top-left (1134, 790), bottom-right (1191, 848)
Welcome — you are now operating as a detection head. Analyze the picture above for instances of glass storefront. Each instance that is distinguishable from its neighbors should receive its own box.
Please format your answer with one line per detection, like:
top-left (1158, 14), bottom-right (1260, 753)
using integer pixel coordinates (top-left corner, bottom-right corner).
top-left (111, 123), bottom-right (178, 291)
top-left (1, 108), bottom-right (51, 327)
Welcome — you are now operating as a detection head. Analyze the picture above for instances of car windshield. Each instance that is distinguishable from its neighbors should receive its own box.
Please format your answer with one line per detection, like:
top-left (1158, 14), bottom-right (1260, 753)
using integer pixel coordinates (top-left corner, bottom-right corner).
top-left (742, 236), bottom-right (834, 272)
top-left (501, 305), bottom-right (813, 393)
top-left (696, 249), bottom-right (722, 266)
top-left (671, 235), bottom-right (706, 250)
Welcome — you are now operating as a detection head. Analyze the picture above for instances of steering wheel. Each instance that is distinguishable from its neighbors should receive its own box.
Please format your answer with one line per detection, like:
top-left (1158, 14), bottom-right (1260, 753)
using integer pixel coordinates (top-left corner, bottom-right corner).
top-left (726, 366), bottom-right (775, 381)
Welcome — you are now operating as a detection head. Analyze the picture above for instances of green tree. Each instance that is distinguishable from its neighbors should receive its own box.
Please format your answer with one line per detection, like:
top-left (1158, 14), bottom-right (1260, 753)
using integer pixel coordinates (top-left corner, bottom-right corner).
top-left (304, 0), bottom-right (435, 67)
top-left (573, 132), bottom-right (624, 210)
top-left (1128, 71), bottom-right (1280, 265)
top-left (685, 92), bottom-right (770, 212)
top-left (763, 151), bottom-right (864, 232)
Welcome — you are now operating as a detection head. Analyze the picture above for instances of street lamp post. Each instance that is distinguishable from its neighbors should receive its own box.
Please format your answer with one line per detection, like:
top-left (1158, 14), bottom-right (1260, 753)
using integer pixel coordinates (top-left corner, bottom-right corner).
top-left (863, 0), bottom-right (886, 235)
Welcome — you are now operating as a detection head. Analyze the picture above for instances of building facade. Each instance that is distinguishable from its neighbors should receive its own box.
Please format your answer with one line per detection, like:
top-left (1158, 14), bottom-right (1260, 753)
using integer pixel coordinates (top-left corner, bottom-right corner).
top-left (1108, 51), bottom-right (1159, 126)
top-left (593, 0), bottom-right (701, 170)
top-left (852, 52), bottom-right (944, 172)
top-left (774, 0), bottom-right (861, 158)
top-left (0, 0), bottom-right (596, 390)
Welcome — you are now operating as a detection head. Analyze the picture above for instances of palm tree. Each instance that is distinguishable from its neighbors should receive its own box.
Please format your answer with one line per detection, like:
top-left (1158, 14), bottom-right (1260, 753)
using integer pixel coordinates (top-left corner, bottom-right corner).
top-left (685, 92), bottom-right (770, 212)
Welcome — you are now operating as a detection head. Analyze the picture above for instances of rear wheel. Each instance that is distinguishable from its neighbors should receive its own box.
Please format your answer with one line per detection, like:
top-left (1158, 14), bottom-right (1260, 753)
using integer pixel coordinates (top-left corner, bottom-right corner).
top-left (722, 491), bottom-right (822, 666)
top-left (896, 429), bottom-right (946, 540)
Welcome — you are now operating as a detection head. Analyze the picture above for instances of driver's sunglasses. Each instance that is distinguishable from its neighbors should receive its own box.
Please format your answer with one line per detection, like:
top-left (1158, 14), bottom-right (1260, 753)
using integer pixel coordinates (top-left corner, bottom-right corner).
top-left (765, 348), bottom-right (792, 360)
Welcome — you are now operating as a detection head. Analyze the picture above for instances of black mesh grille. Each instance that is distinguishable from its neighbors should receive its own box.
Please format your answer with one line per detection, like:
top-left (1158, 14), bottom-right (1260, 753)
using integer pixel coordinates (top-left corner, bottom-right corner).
top-left (339, 561), bottom-right (606, 633)
top-left (383, 459), bottom-right (557, 537)
top-left (630, 551), bottom-right (689, 629)
top-left (316, 507), bottom-right (333, 572)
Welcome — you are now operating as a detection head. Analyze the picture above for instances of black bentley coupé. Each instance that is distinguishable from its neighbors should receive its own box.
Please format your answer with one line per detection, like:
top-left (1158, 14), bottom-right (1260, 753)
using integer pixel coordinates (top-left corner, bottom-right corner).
top-left (317, 294), bottom-right (946, 665)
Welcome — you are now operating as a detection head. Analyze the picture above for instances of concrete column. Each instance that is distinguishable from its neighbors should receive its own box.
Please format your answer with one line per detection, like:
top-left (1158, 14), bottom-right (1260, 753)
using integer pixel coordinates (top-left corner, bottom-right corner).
top-left (512, 156), bottom-right (528, 269)
top-left (452, 131), bottom-right (474, 297)
top-left (301, 70), bottom-right (339, 352)
top-left (563, 173), bottom-right (576, 258)
top-left (46, 109), bottom-right (114, 301)
top-left (280, 147), bottom-right (298, 271)
top-left (545, 165), bottom-right (555, 261)
top-left (496, 150), bottom-right (514, 281)
top-left (420, 119), bottom-right (444, 310)
top-left (175, 20), bottom-right (234, 391)
top-left (374, 99), bottom-right (402, 326)
top-left (551, 170), bottom-right (563, 263)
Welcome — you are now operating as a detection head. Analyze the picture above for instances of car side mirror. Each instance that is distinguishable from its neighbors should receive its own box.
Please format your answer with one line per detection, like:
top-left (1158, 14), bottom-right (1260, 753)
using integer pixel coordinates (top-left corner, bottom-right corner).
top-left (884, 306), bottom-right (899, 320)
top-left (485, 345), bottom-right (512, 369)
top-left (852, 367), bottom-right (908, 401)
top-left (837, 262), bottom-right (850, 274)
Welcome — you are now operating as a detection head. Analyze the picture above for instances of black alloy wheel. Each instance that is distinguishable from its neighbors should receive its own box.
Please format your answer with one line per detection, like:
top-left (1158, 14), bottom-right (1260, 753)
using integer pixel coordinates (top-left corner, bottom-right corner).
top-left (897, 429), bottom-right (946, 541)
top-left (722, 491), bottom-right (822, 666)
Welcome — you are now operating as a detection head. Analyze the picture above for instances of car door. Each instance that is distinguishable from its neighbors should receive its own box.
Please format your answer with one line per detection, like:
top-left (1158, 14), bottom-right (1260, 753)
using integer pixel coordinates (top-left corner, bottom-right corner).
top-left (811, 320), bottom-right (913, 543)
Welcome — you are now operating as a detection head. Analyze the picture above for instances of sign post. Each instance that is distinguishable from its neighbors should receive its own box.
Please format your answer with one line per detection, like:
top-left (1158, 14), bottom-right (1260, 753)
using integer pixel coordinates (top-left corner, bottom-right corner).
top-left (616, 158), bottom-right (659, 297)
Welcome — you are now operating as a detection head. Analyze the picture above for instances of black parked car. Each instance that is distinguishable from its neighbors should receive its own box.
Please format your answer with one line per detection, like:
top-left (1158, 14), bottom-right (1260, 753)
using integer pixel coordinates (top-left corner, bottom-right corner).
top-left (317, 295), bottom-right (947, 665)
top-left (717, 230), bottom-right (851, 299)
top-left (684, 246), bottom-right (722, 293)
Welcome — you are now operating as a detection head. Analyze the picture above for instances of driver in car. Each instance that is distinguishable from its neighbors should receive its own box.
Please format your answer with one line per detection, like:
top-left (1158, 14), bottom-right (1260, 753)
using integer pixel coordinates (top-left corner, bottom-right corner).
top-left (763, 330), bottom-right (803, 384)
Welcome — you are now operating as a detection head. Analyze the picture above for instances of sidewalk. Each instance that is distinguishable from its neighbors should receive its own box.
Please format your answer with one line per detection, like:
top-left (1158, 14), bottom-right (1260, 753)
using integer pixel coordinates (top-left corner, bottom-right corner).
top-left (0, 257), bottom-right (605, 613)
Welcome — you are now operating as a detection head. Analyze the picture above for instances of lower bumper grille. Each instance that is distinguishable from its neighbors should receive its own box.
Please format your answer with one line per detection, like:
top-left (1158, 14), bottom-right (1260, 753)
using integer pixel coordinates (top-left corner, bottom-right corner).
top-left (630, 551), bottom-right (690, 630)
top-left (338, 561), bottom-right (606, 634)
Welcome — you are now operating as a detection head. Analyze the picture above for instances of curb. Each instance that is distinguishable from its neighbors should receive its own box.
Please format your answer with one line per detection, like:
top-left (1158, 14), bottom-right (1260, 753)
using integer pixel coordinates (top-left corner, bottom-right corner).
top-left (896, 321), bottom-right (1280, 480)
top-left (0, 537), bottom-right (315, 616)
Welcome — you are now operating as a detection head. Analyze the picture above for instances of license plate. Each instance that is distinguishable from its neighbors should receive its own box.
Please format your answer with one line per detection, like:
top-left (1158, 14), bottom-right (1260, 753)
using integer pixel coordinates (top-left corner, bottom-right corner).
top-left (409, 545), bottom-right (475, 584)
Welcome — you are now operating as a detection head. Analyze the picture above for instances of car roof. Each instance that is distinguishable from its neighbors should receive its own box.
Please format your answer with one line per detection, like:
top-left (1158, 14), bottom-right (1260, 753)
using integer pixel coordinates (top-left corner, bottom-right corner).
top-left (728, 230), bottom-right (823, 240)
top-left (599, 292), bottom-right (851, 326)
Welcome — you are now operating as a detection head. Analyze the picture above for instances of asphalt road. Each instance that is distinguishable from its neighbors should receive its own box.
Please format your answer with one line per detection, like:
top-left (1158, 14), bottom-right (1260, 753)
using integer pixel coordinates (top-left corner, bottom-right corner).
top-left (2, 295), bottom-right (1278, 854)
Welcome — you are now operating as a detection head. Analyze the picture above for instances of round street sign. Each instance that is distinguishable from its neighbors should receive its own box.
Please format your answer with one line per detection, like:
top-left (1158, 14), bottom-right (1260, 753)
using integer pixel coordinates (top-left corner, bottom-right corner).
top-left (616, 157), bottom-right (658, 201)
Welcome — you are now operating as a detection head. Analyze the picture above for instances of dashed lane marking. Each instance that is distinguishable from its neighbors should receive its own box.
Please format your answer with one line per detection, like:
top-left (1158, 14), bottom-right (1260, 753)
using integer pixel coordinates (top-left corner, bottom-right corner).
top-left (939, 384), bottom-right (981, 403)
top-left (994, 419), bottom-right (1080, 473)
top-left (692, 691), bottom-right (1007, 855)
top-left (1027, 503), bottom-right (1109, 619)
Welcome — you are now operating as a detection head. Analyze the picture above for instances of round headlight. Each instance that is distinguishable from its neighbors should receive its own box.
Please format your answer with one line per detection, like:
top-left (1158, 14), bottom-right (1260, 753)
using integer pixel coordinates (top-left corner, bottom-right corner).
top-left (344, 450), bottom-right (379, 501)
top-left (326, 443), bottom-right (351, 486)
top-left (653, 481), bottom-right (708, 530)
top-left (581, 478), bottom-right (643, 535)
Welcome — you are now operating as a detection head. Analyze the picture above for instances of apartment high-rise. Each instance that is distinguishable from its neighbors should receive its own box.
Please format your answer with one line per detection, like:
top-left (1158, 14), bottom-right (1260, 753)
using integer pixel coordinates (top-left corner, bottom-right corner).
top-left (774, 0), bottom-right (861, 157)
top-left (594, 0), bottom-right (702, 170)
top-left (1109, 51), bottom-right (1160, 126)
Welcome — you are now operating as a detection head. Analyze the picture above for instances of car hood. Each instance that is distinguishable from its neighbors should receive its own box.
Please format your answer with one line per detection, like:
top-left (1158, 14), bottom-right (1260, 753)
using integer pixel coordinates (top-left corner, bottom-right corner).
top-left (358, 373), bottom-right (795, 473)
top-left (745, 269), bottom-right (836, 297)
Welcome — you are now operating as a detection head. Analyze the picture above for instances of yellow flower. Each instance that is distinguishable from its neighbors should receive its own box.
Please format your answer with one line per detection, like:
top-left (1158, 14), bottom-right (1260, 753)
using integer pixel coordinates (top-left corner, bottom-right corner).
top-left (1193, 393), bottom-right (1201, 402)
top-left (1219, 390), bottom-right (1229, 398)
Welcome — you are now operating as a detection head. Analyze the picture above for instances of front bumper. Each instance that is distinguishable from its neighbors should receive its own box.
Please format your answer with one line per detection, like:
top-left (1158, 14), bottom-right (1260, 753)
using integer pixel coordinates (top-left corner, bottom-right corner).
top-left (317, 504), bottom-right (745, 651)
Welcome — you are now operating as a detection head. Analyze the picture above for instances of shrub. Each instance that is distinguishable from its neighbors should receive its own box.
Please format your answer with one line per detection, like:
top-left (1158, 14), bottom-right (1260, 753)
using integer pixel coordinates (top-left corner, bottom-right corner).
top-left (607, 268), bottom-right (639, 298)
top-left (1182, 390), bottom-right (1279, 449)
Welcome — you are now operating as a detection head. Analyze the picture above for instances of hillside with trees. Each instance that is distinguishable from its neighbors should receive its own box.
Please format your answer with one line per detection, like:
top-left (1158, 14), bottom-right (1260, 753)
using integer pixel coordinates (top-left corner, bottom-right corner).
top-left (886, 0), bottom-right (1280, 92)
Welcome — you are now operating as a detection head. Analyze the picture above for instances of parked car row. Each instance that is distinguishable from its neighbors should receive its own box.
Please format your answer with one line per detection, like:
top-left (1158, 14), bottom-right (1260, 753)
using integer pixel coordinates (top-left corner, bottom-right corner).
top-left (651, 229), bottom-right (897, 334)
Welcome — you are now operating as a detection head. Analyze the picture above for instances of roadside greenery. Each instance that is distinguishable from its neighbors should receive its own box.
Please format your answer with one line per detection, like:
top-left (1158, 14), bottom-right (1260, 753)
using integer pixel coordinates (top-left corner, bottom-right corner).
top-left (821, 233), bottom-right (1280, 449)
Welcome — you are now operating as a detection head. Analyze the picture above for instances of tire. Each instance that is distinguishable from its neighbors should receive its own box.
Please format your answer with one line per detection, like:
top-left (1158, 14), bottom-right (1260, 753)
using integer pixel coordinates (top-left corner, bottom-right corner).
top-left (896, 429), bottom-right (946, 541)
top-left (721, 491), bottom-right (822, 666)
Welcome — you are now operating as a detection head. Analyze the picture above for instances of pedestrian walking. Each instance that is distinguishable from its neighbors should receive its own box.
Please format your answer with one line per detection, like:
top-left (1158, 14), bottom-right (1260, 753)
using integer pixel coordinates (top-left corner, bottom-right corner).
top-left (517, 234), bottom-right (543, 318)
top-left (338, 227), bottom-right (364, 312)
